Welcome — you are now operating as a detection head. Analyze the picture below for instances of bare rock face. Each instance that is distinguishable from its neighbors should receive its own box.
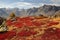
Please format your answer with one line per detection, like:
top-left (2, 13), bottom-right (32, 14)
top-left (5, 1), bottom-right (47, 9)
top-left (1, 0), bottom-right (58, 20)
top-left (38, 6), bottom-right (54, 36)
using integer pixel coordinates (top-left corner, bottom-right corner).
top-left (54, 10), bottom-right (60, 17)
top-left (24, 5), bottom-right (60, 17)
top-left (0, 5), bottom-right (60, 17)
top-left (0, 17), bottom-right (4, 25)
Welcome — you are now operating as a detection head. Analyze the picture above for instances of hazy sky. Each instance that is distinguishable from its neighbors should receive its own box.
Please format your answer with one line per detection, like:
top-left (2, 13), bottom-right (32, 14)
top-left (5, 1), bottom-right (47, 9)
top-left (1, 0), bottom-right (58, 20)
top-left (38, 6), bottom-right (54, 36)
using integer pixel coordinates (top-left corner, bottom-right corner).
top-left (0, 0), bottom-right (60, 9)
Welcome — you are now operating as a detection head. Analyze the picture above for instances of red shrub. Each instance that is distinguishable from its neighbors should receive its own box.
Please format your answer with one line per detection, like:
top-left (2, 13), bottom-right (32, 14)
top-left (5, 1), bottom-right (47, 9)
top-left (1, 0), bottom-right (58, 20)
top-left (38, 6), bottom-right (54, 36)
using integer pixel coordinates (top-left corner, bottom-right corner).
top-left (33, 21), bottom-right (45, 26)
top-left (25, 20), bottom-right (34, 27)
top-left (5, 31), bottom-right (16, 39)
top-left (6, 20), bottom-right (12, 26)
top-left (13, 22), bottom-right (23, 28)
top-left (47, 21), bottom-right (59, 26)
top-left (0, 30), bottom-right (16, 40)
top-left (18, 30), bottom-right (37, 36)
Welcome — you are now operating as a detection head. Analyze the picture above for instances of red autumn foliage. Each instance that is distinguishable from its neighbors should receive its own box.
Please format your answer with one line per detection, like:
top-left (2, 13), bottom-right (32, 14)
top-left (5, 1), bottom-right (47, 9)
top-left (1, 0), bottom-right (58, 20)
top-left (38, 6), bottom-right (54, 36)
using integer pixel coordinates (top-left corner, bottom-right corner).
top-left (0, 30), bottom-right (16, 40)
top-left (3, 17), bottom-right (60, 40)
top-left (25, 20), bottom-right (34, 27)
top-left (6, 17), bottom-right (59, 28)
top-left (47, 21), bottom-right (59, 26)
top-left (41, 28), bottom-right (60, 40)
top-left (6, 20), bottom-right (12, 26)
top-left (6, 17), bottom-right (34, 28)
top-left (56, 28), bottom-right (60, 38)
top-left (18, 29), bottom-right (37, 36)
top-left (5, 31), bottom-right (16, 39)
top-left (12, 21), bottom-right (24, 28)
top-left (33, 21), bottom-right (45, 26)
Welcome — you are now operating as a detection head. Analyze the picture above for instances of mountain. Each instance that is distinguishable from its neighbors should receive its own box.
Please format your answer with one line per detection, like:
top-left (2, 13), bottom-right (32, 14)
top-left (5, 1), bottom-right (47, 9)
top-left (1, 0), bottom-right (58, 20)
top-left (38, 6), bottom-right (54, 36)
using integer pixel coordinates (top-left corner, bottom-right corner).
top-left (18, 5), bottom-right (60, 17)
top-left (54, 10), bottom-right (60, 17)
top-left (6, 8), bottom-right (21, 16)
top-left (26, 5), bottom-right (60, 17)
top-left (0, 5), bottom-right (60, 18)
top-left (0, 8), bottom-right (8, 18)
top-left (0, 8), bottom-right (21, 18)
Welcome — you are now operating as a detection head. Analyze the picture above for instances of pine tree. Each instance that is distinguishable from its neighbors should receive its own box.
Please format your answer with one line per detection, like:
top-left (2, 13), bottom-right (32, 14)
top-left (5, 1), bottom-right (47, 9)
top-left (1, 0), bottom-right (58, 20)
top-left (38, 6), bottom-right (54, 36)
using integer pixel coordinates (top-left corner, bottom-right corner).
top-left (10, 12), bottom-right (15, 18)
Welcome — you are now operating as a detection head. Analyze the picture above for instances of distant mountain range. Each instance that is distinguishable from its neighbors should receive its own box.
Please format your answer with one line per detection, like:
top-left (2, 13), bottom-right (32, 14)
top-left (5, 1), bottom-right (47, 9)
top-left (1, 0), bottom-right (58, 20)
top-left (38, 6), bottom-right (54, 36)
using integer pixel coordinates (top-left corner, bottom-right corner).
top-left (0, 5), bottom-right (60, 18)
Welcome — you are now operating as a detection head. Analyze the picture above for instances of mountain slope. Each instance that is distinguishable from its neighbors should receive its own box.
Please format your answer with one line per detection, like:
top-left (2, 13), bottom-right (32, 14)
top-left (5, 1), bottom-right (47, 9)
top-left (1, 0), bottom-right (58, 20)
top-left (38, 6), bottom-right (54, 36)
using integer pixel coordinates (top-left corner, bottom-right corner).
top-left (0, 5), bottom-right (60, 18)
